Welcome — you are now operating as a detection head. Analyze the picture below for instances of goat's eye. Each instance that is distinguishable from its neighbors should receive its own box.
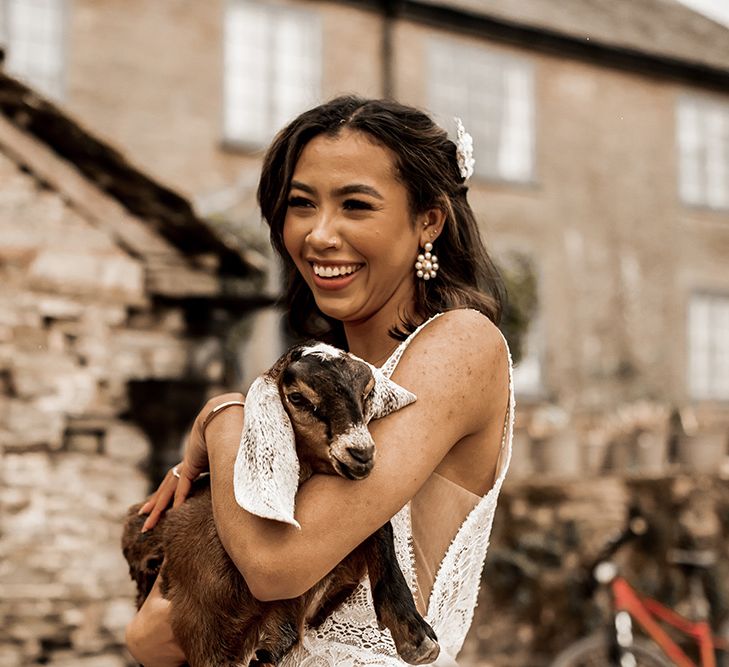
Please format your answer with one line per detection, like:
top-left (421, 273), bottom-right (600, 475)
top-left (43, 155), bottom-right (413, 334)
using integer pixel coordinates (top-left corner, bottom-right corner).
top-left (287, 392), bottom-right (309, 408)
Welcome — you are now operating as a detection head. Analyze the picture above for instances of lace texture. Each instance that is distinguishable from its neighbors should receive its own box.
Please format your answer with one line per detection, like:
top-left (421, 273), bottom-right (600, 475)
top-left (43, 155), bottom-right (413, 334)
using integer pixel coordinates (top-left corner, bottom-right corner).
top-left (233, 347), bottom-right (416, 528)
top-left (283, 312), bottom-right (514, 666)
top-left (234, 375), bottom-right (301, 526)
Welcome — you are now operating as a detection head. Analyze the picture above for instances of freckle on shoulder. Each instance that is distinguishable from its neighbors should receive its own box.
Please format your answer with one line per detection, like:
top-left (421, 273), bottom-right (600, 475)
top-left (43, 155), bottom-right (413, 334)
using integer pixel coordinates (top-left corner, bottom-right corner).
top-left (436, 309), bottom-right (504, 345)
top-left (431, 310), bottom-right (507, 374)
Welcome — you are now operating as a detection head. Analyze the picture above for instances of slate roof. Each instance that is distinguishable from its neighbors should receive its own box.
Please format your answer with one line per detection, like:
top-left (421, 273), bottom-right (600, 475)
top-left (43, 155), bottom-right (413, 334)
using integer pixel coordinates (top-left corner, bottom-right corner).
top-left (417, 0), bottom-right (729, 72)
top-left (0, 62), bottom-right (264, 280)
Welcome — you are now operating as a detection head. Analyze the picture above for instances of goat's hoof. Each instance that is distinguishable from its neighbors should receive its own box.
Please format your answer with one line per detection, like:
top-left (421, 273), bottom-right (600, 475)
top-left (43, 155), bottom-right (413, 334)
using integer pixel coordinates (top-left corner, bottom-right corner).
top-left (393, 618), bottom-right (439, 666)
top-left (398, 633), bottom-right (440, 665)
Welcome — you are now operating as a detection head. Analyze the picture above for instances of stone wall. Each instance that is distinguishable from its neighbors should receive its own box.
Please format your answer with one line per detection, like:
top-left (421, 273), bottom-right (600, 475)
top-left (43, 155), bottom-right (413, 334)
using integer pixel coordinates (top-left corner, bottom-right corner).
top-left (0, 149), bottom-right (237, 666)
top-left (460, 474), bottom-right (729, 667)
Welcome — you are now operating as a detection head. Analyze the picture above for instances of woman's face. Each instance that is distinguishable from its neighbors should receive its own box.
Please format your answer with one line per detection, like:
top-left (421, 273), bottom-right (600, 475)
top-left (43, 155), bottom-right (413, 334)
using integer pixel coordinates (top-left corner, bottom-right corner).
top-left (283, 129), bottom-right (427, 327)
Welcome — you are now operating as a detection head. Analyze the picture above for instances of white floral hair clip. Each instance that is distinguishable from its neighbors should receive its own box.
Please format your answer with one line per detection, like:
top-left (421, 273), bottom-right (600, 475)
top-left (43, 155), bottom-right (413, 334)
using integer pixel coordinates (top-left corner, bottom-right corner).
top-left (454, 117), bottom-right (475, 181)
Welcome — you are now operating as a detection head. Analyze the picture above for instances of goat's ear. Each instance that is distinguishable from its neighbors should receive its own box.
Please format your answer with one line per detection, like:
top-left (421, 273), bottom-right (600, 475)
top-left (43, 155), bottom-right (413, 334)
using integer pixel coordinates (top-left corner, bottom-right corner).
top-left (233, 375), bottom-right (301, 528)
top-left (365, 365), bottom-right (417, 422)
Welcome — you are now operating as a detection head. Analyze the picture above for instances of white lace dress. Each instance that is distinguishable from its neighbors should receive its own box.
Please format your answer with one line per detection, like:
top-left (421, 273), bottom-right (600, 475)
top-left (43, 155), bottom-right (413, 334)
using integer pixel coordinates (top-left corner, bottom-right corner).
top-left (283, 312), bottom-right (515, 666)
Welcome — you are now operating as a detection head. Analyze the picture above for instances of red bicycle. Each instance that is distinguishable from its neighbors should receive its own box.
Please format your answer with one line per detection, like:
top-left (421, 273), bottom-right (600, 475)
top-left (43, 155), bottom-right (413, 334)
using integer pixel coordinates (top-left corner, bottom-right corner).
top-left (551, 513), bottom-right (729, 667)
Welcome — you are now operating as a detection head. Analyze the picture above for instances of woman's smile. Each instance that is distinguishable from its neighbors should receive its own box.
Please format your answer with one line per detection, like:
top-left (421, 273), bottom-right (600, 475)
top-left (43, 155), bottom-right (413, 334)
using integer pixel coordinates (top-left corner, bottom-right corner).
top-left (283, 129), bottom-right (423, 325)
top-left (310, 261), bottom-right (365, 290)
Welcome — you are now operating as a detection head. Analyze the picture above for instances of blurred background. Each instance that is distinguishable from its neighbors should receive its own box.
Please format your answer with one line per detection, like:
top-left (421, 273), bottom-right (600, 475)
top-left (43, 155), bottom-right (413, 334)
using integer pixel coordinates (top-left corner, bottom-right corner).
top-left (0, 1), bottom-right (727, 665)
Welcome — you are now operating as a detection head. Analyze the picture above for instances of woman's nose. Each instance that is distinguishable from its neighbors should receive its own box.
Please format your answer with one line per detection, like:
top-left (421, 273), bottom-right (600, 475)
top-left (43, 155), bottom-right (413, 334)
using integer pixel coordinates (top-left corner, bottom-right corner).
top-left (305, 211), bottom-right (342, 251)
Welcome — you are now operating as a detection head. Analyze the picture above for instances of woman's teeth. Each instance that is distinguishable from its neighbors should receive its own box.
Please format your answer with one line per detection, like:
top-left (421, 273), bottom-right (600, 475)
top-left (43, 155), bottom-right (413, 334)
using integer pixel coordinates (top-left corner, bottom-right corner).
top-left (313, 264), bottom-right (361, 278)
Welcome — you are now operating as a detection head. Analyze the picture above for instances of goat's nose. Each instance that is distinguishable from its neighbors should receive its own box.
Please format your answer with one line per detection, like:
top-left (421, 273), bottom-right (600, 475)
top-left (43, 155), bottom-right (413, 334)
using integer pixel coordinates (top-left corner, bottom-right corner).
top-left (346, 446), bottom-right (373, 463)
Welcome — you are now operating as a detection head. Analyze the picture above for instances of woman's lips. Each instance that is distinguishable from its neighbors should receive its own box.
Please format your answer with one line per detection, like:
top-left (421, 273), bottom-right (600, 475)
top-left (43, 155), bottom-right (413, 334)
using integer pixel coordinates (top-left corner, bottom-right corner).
top-left (309, 262), bottom-right (364, 290)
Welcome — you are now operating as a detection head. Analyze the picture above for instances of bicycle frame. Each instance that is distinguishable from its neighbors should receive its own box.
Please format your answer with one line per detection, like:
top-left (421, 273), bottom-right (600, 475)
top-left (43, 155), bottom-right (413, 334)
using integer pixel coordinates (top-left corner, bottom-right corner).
top-left (612, 576), bottom-right (729, 667)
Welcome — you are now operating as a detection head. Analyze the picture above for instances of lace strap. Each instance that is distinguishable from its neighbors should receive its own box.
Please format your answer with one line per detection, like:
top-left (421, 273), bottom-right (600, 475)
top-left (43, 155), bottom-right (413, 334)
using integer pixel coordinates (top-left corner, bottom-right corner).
top-left (378, 312), bottom-right (445, 378)
top-left (493, 329), bottom-right (515, 485)
top-left (424, 329), bottom-right (515, 655)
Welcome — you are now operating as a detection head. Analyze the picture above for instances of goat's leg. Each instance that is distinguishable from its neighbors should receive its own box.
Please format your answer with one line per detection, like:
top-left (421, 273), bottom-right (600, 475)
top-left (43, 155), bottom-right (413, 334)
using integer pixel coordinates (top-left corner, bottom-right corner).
top-left (364, 522), bottom-right (440, 665)
top-left (307, 579), bottom-right (360, 629)
top-left (247, 599), bottom-right (304, 666)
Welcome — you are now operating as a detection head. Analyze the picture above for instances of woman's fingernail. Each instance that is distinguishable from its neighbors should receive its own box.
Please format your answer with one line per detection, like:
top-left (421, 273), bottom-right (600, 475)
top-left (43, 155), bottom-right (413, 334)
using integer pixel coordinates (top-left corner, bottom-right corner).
top-left (138, 506), bottom-right (147, 515)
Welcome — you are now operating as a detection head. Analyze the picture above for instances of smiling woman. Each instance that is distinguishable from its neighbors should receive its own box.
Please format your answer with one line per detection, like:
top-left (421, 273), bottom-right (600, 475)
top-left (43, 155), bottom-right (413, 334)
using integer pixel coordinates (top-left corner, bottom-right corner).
top-left (283, 130), bottom-right (425, 332)
top-left (126, 96), bottom-right (514, 667)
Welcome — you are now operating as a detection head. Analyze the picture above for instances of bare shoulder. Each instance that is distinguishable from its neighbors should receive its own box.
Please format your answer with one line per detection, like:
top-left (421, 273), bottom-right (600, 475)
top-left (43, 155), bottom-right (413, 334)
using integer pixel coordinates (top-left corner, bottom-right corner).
top-left (390, 309), bottom-right (509, 429)
top-left (399, 310), bottom-right (507, 384)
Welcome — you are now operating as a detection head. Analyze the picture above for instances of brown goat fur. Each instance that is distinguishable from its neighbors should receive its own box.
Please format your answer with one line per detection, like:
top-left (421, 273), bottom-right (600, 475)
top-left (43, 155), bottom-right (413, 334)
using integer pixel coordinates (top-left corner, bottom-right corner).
top-left (122, 344), bottom-right (439, 667)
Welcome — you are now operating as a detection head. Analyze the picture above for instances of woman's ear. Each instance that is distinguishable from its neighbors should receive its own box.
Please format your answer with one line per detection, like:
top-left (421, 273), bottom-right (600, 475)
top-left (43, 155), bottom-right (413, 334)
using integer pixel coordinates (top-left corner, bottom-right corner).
top-left (418, 206), bottom-right (446, 247)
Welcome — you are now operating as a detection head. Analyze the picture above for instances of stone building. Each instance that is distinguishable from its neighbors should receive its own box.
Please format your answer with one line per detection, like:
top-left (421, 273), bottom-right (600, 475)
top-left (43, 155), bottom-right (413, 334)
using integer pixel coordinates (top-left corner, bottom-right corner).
top-left (2, 0), bottom-right (726, 478)
top-left (0, 69), bottom-right (268, 666)
top-left (1, 2), bottom-right (728, 666)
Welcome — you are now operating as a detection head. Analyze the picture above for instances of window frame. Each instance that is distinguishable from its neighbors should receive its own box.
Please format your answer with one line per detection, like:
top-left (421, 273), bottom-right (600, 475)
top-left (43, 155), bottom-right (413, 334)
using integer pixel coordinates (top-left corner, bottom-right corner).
top-left (0, 0), bottom-right (69, 102)
top-left (426, 36), bottom-right (537, 185)
top-left (512, 312), bottom-right (545, 400)
top-left (676, 93), bottom-right (729, 212)
top-left (221, 0), bottom-right (322, 151)
top-left (687, 290), bottom-right (729, 402)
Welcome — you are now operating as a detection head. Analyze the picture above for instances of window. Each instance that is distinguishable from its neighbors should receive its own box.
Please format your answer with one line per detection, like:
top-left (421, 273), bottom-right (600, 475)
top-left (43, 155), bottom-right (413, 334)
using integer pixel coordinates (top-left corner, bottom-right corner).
top-left (427, 38), bottom-right (535, 182)
top-left (223, 1), bottom-right (321, 146)
top-left (688, 292), bottom-right (729, 400)
top-left (499, 253), bottom-right (542, 397)
top-left (512, 318), bottom-right (543, 397)
top-left (677, 95), bottom-right (729, 210)
top-left (0, 0), bottom-right (67, 101)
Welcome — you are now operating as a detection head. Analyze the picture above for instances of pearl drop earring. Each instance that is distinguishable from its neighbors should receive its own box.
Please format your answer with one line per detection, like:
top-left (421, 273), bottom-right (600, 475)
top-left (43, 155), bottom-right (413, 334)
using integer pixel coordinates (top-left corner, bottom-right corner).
top-left (415, 242), bottom-right (439, 281)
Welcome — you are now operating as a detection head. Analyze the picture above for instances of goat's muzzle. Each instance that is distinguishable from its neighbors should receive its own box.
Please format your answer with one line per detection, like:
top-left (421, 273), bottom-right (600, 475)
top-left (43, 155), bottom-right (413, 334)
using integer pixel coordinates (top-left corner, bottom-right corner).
top-left (330, 424), bottom-right (376, 480)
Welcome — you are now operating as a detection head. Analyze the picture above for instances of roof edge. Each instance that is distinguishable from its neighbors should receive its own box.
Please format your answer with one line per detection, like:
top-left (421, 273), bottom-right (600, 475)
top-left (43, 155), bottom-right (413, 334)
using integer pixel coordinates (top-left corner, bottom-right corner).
top-left (342, 0), bottom-right (729, 91)
top-left (0, 68), bottom-right (263, 279)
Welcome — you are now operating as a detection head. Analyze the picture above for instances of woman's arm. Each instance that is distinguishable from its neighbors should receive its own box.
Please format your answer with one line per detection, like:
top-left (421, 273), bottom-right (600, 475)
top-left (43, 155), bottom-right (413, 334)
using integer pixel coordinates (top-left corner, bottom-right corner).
top-left (210, 310), bottom-right (509, 601)
top-left (125, 576), bottom-right (187, 667)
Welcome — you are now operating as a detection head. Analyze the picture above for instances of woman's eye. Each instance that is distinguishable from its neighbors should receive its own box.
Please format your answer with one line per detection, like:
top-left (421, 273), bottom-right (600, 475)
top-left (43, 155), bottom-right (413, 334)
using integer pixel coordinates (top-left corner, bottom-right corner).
top-left (288, 196), bottom-right (314, 208)
top-left (343, 199), bottom-right (375, 211)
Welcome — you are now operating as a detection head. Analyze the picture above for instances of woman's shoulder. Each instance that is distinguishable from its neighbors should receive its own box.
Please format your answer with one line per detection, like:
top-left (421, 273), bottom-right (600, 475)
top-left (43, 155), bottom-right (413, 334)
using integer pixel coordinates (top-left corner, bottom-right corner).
top-left (412, 309), bottom-right (507, 370)
top-left (395, 309), bottom-right (509, 415)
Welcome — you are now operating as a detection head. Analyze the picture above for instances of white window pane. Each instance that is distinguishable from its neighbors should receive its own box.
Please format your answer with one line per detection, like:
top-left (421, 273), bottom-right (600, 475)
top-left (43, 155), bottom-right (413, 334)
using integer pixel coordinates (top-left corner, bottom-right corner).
top-left (4, 0), bottom-right (65, 100)
top-left (224, 3), bottom-right (270, 143)
top-left (0, 4), bottom-right (6, 44)
top-left (513, 354), bottom-right (541, 396)
top-left (224, 1), bottom-right (320, 144)
top-left (677, 100), bottom-right (703, 204)
top-left (689, 293), bottom-right (729, 400)
top-left (499, 65), bottom-right (534, 181)
top-left (427, 38), bottom-right (534, 183)
top-left (272, 11), bottom-right (320, 124)
top-left (677, 95), bottom-right (729, 209)
top-left (705, 109), bottom-right (729, 208)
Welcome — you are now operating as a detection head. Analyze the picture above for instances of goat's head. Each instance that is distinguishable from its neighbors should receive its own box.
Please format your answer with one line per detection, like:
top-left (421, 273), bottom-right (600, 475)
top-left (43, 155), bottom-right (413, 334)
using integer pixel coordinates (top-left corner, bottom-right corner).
top-left (233, 342), bottom-right (416, 527)
top-left (279, 343), bottom-right (376, 480)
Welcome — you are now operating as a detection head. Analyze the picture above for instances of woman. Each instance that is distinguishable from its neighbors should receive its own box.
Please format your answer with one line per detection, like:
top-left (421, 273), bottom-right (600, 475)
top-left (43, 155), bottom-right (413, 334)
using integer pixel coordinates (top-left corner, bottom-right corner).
top-left (126, 96), bottom-right (514, 666)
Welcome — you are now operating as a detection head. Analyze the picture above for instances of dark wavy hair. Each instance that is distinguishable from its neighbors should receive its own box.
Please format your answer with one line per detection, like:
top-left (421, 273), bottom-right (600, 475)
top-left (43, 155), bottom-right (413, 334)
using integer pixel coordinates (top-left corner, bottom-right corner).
top-left (258, 95), bottom-right (506, 347)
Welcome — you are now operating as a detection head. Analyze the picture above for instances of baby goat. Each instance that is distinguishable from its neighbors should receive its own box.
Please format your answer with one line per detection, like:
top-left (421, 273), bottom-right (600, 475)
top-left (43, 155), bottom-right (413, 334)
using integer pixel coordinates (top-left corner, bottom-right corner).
top-left (122, 343), bottom-right (440, 667)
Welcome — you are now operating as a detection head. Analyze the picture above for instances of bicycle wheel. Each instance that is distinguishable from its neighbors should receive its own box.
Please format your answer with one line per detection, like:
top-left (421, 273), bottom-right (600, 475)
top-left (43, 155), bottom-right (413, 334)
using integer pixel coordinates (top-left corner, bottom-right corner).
top-left (551, 633), bottom-right (673, 667)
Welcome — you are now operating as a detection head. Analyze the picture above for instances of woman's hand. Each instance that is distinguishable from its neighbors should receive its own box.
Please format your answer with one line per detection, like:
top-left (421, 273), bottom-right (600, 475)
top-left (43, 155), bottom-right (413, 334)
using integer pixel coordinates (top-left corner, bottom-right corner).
top-left (138, 392), bottom-right (245, 532)
top-left (125, 575), bottom-right (186, 667)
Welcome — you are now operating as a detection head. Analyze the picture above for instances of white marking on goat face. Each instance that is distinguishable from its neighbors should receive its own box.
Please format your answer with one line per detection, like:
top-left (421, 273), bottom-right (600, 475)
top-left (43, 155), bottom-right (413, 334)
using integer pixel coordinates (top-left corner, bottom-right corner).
top-left (300, 342), bottom-right (344, 360)
top-left (330, 423), bottom-right (376, 480)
